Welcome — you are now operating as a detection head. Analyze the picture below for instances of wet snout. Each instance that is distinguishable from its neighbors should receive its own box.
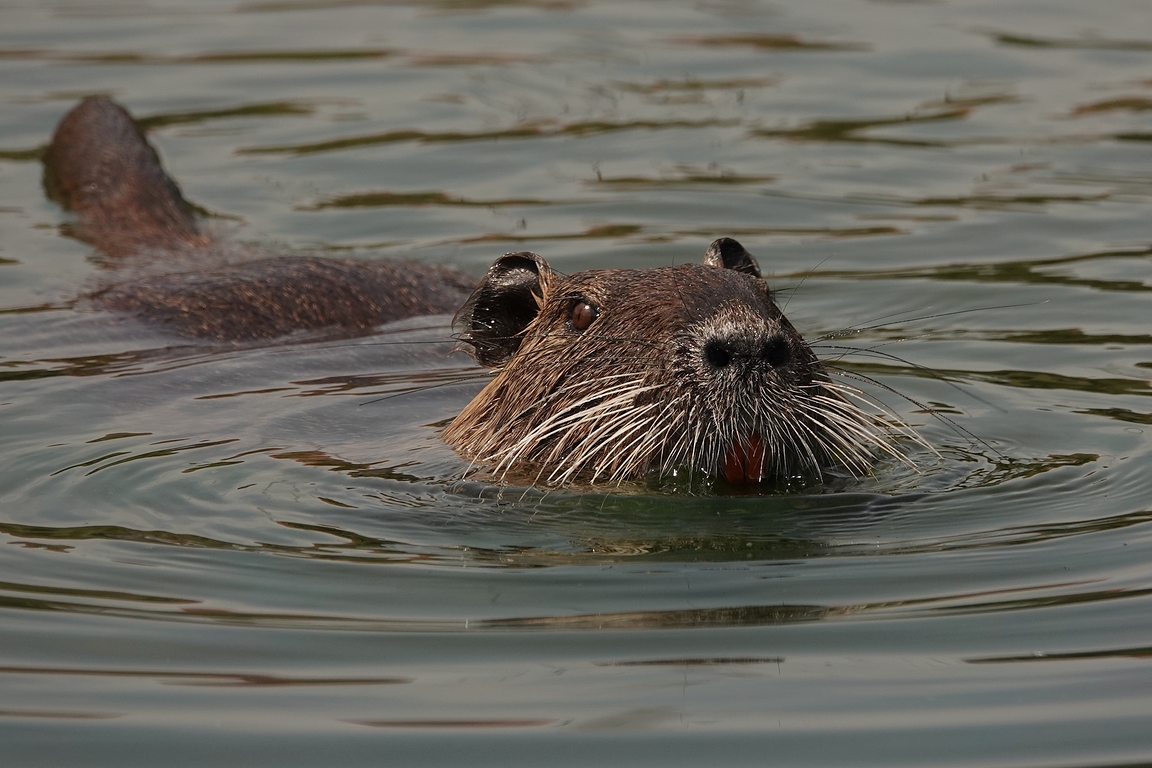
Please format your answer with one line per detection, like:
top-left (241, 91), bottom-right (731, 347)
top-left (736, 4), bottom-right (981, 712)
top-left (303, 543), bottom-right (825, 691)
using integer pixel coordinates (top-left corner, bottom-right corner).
top-left (702, 328), bottom-right (793, 376)
top-left (695, 301), bottom-right (795, 380)
top-left (688, 299), bottom-right (804, 485)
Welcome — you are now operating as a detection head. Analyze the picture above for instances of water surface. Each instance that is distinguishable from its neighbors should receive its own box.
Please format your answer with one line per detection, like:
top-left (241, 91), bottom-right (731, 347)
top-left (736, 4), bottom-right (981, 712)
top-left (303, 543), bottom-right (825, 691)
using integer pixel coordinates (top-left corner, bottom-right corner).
top-left (2, 1), bottom-right (1151, 765)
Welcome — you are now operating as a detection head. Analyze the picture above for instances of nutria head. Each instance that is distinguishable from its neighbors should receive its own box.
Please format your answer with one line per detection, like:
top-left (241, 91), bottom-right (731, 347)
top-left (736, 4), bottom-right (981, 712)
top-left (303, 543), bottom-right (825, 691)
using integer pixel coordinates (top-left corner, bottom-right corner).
top-left (445, 238), bottom-right (907, 486)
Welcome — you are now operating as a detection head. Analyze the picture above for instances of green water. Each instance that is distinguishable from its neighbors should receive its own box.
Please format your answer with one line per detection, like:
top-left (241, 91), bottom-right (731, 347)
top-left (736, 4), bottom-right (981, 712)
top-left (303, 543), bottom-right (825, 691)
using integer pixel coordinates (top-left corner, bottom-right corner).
top-left (2, 0), bottom-right (1151, 765)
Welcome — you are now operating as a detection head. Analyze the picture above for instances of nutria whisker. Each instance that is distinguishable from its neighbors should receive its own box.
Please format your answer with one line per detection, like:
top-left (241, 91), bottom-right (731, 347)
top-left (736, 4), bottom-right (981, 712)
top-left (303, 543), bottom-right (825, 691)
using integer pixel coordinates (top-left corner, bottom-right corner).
top-left (822, 364), bottom-right (987, 455)
top-left (813, 301), bottom-right (1041, 343)
top-left (813, 343), bottom-right (956, 380)
top-left (546, 411), bottom-right (658, 484)
top-left (807, 389), bottom-right (910, 466)
top-left (815, 341), bottom-right (990, 415)
top-left (482, 380), bottom-right (660, 482)
top-left (775, 253), bottom-right (836, 315)
top-left (359, 371), bottom-right (496, 406)
top-left (814, 338), bottom-right (1006, 451)
top-left (460, 374), bottom-right (646, 460)
top-left (815, 340), bottom-right (999, 415)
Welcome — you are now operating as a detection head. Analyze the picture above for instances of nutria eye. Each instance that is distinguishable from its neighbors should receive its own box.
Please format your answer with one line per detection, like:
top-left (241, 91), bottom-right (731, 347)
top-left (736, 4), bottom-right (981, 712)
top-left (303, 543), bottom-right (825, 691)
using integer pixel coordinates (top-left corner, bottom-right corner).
top-left (704, 340), bottom-right (731, 369)
top-left (570, 300), bottom-right (598, 331)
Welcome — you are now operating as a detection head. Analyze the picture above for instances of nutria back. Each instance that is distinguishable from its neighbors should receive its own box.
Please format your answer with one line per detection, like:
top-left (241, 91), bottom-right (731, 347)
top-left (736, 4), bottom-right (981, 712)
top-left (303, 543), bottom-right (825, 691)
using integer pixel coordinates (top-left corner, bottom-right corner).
top-left (45, 97), bottom-right (474, 341)
top-left (90, 255), bottom-right (476, 341)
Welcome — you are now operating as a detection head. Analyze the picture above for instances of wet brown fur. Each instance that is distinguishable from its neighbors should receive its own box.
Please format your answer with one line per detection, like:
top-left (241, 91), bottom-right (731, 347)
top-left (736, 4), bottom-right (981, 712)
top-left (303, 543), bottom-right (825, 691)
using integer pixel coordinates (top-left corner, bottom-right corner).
top-left (44, 96), bottom-right (473, 341)
top-left (44, 96), bottom-right (208, 257)
top-left (89, 255), bottom-right (476, 341)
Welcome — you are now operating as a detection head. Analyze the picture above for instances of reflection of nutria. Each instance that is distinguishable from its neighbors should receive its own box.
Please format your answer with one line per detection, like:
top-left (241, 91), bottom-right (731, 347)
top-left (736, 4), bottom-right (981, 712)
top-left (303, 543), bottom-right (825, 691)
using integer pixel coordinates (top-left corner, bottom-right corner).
top-left (44, 97), bottom-right (914, 486)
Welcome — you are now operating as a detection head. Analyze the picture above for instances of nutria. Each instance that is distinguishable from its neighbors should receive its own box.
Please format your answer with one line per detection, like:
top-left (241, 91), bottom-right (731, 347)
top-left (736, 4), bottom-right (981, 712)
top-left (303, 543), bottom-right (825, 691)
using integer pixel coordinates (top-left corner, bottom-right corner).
top-left (43, 96), bottom-right (913, 485)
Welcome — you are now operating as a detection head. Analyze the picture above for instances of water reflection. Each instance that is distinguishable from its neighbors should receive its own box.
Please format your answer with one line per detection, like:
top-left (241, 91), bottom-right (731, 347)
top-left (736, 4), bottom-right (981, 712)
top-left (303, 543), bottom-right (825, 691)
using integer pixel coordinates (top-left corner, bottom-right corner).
top-left (751, 95), bottom-right (1017, 147)
top-left (300, 190), bottom-right (561, 210)
top-left (0, 666), bottom-right (410, 687)
top-left (587, 168), bottom-right (776, 188)
top-left (988, 31), bottom-right (1152, 51)
top-left (670, 34), bottom-right (867, 52)
top-left (4, 546), bottom-right (1145, 631)
top-left (969, 646), bottom-right (1152, 664)
top-left (239, 118), bottom-right (738, 156)
top-left (136, 101), bottom-right (317, 130)
top-left (0, 352), bottom-right (155, 382)
top-left (484, 604), bottom-right (831, 630)
top-left (612, 77), bottom-right (777, 93)
top-left (349, 718), bottom-right (557, 728)
top-left (239, 0), bottom-right (583, 11)
top-left (1071, 97), bottom-right (1152, 117)
top-left (794, 246), bottom-right (1152, 292)
top-left (1077, 408), bottom-right (1152, 426)
top-left (0, 48), bottom-right (400, 64)
top-left (0, 710), bottom-right (123, 720)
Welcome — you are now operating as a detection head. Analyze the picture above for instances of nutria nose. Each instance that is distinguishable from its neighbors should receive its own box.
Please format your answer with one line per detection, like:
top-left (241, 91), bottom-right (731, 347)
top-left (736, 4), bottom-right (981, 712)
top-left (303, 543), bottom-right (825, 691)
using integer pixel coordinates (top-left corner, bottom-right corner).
top-left (703, 333), bottom-right (792, 372)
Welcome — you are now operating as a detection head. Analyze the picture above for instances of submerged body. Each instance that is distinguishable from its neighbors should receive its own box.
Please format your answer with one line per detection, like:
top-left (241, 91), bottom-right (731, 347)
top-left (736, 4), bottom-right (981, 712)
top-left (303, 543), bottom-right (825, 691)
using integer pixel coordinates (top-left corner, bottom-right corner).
top-left (43, 96), bottom-right (911, 486)
top-left (44, 96), bottom-right (473, 341)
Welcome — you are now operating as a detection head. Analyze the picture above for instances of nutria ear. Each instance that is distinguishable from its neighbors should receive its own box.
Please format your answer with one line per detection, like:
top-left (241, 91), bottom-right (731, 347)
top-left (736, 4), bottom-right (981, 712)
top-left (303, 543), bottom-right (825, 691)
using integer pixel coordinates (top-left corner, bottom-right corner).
top-left (456, 251), bottom-right (556, 367)
top-left (703, 237), bottom-right (761, 278)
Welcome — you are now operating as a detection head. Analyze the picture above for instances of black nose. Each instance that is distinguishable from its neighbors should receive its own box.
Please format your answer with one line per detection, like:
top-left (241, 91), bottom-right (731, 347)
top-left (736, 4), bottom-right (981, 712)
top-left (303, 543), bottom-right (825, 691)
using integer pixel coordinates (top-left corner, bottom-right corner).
top-left (703, 334), bottom-right (792, 372)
